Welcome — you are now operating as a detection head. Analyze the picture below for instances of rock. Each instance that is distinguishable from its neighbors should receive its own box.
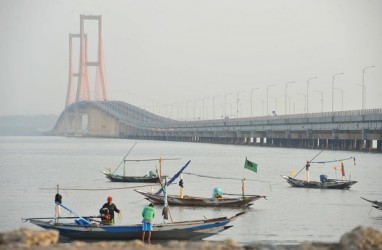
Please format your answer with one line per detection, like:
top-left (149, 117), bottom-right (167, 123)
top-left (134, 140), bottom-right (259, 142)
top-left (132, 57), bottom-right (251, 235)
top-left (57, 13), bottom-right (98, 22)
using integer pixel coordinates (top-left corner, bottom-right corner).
top-left (1, 226), bottom-right (381, 250)
top-left (0, 228), bottom-right (59, 247)
top-left (339, 226), bottom-right (382, 250)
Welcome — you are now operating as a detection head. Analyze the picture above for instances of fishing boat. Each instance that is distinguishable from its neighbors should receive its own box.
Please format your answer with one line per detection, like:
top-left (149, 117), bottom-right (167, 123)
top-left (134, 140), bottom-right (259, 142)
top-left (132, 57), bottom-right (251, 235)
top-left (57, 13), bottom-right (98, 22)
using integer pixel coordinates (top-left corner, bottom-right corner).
top-left (361, 197), bottom-right (382, 211)
top-left (102, 171), bottom-right (160, 183)
top-left (103, 143), bottom-right (180, 183)
top-left (25, 212), bottom-right (245, 241)
top-left (136, 158), bottom-right (267, 208)
top-left (281, 175), bottom-right (357, 189)
top-left (135, 189), bottom-right (265, 207)
top-left (281, 154), bottom-right (357, 190)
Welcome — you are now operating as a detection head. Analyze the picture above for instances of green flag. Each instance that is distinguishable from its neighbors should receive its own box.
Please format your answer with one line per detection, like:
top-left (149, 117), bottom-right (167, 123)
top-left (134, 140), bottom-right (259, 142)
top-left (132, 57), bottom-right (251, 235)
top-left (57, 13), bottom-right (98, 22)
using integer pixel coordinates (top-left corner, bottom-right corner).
top-left (244, 158), bottom-right (258, 173)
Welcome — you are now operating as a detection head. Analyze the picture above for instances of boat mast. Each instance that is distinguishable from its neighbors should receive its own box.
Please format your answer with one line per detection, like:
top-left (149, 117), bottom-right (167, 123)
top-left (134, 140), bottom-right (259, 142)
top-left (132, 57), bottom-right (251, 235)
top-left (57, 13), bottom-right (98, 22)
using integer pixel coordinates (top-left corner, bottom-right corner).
top-left (241, 178), bottom-right (245, 198)
top-left (159, 157), bottom-right (163, 177)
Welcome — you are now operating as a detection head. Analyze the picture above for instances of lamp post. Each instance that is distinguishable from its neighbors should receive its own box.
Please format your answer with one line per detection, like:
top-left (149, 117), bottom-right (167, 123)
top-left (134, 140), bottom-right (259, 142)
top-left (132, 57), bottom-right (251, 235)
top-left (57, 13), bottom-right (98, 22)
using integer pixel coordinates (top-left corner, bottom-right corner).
top-left (270, 97), bottom-right (277, 114)
top-left (285, 81), bottom-right (295, 115)
top-left (236, 90), bottom-right (245, 118)
top-left (251, 88), bottom-right (259, 117)
top-left (306, 77), bottom-right (318, 113)
top-left (224, 93), bottom-right (232, 118)
top-left (362, 66), bottom-right (375, 109)
top-left (194, 98), bottom-right (201, 120)
top-left (315, 90), bottom-right (323, 112)
top-left (185, 100), bottom-right (192, 121)
top-left (212, 95), bottom-right (220, 120)
top-left (298, 92), bottom-right (306, 113)
top-left (334, 88), bottom-right (343, 111)
top-left (202, 97), bottom-right (210, 120)
top-left (332, 73), bottom-right (343, 112)
top-left (266, 84), bottom-right (276, 115)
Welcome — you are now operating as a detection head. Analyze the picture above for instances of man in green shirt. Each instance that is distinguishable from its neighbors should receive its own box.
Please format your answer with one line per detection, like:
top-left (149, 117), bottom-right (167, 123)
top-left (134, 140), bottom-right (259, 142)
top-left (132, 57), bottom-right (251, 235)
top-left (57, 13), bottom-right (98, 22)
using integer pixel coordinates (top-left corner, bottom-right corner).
top-left (141, 203), bottom-right (155, 244)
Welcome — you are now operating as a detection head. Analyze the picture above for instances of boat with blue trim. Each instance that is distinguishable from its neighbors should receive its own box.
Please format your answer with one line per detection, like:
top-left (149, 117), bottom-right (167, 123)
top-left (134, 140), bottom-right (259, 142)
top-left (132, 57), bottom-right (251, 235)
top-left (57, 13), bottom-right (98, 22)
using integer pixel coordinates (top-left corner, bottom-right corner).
top-left (25, 212), bottom-right (245, 241)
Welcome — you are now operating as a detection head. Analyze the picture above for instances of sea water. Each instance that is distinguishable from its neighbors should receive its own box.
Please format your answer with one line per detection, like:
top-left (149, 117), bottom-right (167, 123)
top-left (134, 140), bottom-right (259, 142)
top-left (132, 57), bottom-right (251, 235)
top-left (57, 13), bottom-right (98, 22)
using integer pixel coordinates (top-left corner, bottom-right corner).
top-left (0, 136), bottom-right (381, 244)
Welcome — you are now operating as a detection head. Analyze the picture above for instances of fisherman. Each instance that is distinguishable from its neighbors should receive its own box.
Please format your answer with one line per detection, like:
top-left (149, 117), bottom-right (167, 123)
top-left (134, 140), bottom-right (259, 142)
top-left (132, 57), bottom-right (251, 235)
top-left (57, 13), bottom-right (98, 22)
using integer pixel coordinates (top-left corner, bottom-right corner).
top-left (54, 192), bottom-right (62, 222)
top-left (141, 203), bottom-right (155, 244)
top-left (213, 187), bottom-right (223, 198)
top-left (100, 196), bottom-right (120, 224)
top-left (305, 161), bottom-right (311, 182)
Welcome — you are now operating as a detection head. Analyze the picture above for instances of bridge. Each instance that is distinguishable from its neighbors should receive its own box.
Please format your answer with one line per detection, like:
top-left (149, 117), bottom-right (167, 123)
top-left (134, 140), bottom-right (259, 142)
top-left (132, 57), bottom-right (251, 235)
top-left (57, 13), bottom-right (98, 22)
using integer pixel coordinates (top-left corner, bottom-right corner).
top-left (52, 101), bottom-right (382, 152)
top-left (52, 15), bottom-right (382, 152)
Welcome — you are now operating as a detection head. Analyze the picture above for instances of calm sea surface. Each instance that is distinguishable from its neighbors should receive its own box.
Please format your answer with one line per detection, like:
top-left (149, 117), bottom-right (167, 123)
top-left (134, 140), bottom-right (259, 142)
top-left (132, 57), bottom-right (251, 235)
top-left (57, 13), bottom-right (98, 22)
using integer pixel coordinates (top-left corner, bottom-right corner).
top-left (0, 136), bottom-right (381, 244)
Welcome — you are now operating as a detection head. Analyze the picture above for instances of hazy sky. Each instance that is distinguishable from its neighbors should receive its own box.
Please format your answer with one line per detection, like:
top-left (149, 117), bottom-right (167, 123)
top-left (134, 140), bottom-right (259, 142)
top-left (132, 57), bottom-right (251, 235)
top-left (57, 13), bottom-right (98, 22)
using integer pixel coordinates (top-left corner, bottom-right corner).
top-left (1, 0), bottom-right (381, 118)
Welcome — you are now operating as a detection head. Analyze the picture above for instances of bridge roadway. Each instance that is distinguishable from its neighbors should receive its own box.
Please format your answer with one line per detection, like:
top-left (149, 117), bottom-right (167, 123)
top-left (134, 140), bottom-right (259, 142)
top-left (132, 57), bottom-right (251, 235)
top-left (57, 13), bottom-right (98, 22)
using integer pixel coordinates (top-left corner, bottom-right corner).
top-left (52, 101), bottom-right (382, 152)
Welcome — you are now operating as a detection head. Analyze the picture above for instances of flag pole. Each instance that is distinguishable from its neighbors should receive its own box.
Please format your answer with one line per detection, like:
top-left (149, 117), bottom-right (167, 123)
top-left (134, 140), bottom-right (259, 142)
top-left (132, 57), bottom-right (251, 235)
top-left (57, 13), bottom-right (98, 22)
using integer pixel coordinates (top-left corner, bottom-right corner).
top-left (242, 158), bottom-right (246, 197)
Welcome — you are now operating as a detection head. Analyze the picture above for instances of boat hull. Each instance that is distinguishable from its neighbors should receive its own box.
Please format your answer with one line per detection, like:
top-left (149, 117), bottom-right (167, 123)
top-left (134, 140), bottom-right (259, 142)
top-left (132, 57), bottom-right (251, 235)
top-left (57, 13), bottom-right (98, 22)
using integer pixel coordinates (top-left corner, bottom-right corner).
top-left (281, 176), bottom-right (357, 189)
top-left (135, 189), bottom-right (265, 207)
top-left (361, 197), bottom-right (382, 211)
top-left (102, 172), bottom-right (159, 183)
top-left (29, 213), bottom-right (244, 241)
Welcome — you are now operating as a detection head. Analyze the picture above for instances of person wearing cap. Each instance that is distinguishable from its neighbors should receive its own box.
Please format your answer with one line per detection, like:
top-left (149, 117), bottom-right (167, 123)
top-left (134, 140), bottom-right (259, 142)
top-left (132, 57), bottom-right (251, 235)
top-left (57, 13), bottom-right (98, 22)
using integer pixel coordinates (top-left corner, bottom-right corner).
top-left (100, 196), bottom-right (120, 224)
top-left (141, 203), bottom-right (155, 244)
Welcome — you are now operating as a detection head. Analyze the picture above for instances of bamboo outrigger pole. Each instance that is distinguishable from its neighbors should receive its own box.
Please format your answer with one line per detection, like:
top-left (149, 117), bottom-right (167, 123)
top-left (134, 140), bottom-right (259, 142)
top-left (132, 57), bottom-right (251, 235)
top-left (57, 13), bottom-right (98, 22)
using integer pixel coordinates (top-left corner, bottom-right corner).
top-left (294, 149), bottom-right (324, 178)
top-left (160, 157), bottom-right (163, 178)
top-left (112, 142), bottom-right (137, 175)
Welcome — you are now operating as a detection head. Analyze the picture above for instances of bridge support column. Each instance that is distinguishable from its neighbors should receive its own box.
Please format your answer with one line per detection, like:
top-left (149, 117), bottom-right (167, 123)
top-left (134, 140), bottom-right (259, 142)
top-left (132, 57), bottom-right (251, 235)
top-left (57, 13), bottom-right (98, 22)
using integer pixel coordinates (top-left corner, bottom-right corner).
top-left (365, 140), bottom-right (372, 152)
top-left (377, 140), bottom-right (382, 153)
top-left (331, 129), bottom-right (339, 150)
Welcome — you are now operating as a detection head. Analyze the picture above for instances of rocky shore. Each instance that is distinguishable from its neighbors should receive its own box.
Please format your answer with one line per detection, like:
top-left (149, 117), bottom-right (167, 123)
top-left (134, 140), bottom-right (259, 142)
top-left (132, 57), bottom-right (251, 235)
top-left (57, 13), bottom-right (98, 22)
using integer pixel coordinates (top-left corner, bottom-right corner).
top-left (1, 226), bottom-right (381, 250)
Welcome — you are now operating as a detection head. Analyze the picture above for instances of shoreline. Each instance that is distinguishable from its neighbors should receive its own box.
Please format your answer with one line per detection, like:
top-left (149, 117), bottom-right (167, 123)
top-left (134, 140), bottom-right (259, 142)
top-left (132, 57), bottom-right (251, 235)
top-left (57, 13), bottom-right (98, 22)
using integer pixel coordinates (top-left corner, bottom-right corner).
top-left (1, 226), bottom-right (381, 250)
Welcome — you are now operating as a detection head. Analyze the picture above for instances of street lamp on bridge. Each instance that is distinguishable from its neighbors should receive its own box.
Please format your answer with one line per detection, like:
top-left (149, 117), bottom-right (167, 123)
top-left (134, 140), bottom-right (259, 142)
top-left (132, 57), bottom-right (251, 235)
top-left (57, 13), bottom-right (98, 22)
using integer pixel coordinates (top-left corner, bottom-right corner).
top-left (251, 88), bottom-right (259, 117)
top-left (298, 92), bottom-right (307, 113)
top-left (334, 88), bottom-right (344, 111)
top-left (213, 95), bottom-right (220, 120)
top-left (362, 65), bottom-right (375, 110)
top-left (202, 97), bottom-right (210, 120)
top-left (315, 90), bottom-right (323, 113)
top-left (185, 100), bottom-right (192, 121)
top-left (270, 97), bottom-right (278, 115)
top-left (285, 81), bottom-right (295, 115)
top-left (332, 73), bottom-right (344, 112)
top-left (224, 93), bottom-right (232, 118)
top-left (266, 84), bottom-right (276, 115)
top-left (306, 77), bottom-right (318, 113)
top-left (236, 90), bottom-right (245, 118)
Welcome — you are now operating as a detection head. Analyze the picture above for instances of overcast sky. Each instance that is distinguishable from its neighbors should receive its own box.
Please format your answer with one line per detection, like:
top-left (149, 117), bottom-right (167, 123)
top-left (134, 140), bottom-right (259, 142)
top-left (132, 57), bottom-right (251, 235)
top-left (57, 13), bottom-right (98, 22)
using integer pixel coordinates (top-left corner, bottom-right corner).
top-left (1, 0), bottom-right (381, 119)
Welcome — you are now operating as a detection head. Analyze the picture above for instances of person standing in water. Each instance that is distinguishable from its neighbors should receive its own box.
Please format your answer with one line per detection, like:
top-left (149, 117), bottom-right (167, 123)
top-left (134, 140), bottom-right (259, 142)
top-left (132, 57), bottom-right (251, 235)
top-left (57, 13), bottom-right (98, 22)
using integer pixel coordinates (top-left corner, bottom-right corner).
top-left (141, 203), bottom-right (155, 244)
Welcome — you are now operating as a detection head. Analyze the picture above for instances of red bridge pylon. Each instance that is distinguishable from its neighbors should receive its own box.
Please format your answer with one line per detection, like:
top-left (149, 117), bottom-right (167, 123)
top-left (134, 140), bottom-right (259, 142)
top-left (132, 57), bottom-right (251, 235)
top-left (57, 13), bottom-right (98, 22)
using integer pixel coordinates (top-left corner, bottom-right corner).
top-left (66, 15), bottom-right (108, 107)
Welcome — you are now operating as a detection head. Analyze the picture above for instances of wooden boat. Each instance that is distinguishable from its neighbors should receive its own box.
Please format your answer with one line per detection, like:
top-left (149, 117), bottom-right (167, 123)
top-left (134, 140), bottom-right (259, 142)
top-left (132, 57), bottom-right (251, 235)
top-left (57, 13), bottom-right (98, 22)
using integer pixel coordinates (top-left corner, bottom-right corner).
top-left (361, 197), bottom-right (382, 211)
top-left (102, 171), bottom-right (159, 183)
top-left (103, 147), bottom-right (179, 183)
top-left (25, 212), bottom-right (245, 241)
top-left (135, 189), bottom-right (266, 207)
top-left (281, 175), bottom-right (357, 189)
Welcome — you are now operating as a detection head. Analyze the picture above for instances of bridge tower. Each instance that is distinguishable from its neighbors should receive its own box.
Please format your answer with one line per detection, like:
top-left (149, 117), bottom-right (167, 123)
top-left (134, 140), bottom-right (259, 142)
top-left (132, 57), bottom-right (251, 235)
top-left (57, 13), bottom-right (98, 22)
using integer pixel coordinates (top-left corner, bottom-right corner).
top-left (66, 15), bottom-right (108, 107)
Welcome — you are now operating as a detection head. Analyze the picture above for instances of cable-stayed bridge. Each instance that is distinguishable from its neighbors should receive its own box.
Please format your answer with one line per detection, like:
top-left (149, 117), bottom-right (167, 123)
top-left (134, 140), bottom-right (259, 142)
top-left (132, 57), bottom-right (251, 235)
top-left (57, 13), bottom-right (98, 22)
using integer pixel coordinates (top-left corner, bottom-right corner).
top-left (52, 15), bottom-right (382, 152)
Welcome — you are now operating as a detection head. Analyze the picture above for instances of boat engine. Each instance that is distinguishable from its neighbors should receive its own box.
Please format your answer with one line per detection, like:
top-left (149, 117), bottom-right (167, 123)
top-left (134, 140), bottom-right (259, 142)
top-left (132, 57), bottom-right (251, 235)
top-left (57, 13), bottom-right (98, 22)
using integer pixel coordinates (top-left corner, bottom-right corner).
top-left (100, 208), bottom-right (111, 222)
